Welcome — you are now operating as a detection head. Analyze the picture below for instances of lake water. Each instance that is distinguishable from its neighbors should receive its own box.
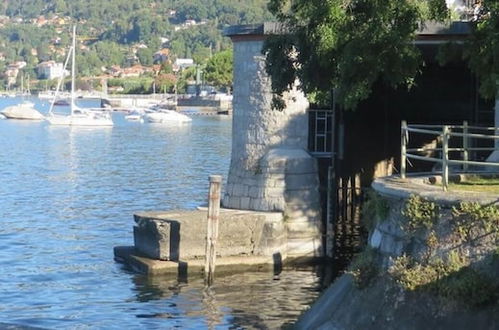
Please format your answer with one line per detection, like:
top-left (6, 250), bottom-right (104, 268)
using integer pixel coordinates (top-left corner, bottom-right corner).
top-left (0, 97), bottom-right (329, 329)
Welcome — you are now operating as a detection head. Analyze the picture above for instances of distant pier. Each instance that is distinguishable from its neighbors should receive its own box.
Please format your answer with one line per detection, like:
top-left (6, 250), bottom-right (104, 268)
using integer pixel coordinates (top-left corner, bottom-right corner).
top-left (101, 94), bottom-right (232, 112)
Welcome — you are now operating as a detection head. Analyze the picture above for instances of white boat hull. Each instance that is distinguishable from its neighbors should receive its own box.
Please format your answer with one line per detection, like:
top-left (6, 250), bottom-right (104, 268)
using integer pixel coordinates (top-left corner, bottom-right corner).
top-left (1, 104), bottom-right (45, 120)
top-left (46, 112), bottom-right (113, 126)
top-left (144, 110), bottom-right (192, 124)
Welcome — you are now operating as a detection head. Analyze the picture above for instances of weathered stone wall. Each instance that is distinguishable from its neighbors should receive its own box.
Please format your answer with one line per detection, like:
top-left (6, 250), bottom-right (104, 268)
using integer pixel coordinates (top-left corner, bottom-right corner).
top-left (223, 39), bottom-right (310, 211)
top-left (296, 175), bottom-right (499, 329)
top-left (222, 35), bottom-right (322, 257)
top-left (133, 209), bottom-right (287, 261)
top-left (370, 175), bottom-right (499, 267)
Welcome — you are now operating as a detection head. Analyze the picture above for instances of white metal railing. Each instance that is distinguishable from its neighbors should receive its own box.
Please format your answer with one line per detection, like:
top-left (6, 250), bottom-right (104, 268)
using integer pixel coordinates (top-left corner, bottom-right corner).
top-left (401, 120), bottom-right (499, 191)
top-left (308, 109), bottom-right (333, 157)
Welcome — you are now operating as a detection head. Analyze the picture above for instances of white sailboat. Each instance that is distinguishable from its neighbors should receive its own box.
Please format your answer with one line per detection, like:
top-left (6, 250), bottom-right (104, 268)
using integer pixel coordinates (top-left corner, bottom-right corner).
top-left (46, 26), bottom-right (113, 126)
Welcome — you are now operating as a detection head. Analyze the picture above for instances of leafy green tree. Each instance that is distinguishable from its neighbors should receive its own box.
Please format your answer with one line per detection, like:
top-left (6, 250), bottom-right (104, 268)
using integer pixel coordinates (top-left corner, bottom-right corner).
top-left (137, 47), bottom-right (154, 66)
top-left (263, 0), bottom-right (450, 110)
top-left (160, 62), bottom-right (174, 74)
top-left (93, 41), bottom-right (125, 67)
top-left (464, 0), bottom-right (499, 99)
top-left (204, 49), bottom-right (233, 92)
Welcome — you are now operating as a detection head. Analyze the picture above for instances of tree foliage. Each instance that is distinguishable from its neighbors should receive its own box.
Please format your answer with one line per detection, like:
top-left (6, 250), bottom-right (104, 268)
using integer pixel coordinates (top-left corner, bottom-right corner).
top-left (263, 0), bottom-right (454, 110)
top-left (204, 49), bottom-right (233, 91)
top-left (464, 0), bottom-right (499, 99)
top-left (0, 0), bottom-right (271, 83)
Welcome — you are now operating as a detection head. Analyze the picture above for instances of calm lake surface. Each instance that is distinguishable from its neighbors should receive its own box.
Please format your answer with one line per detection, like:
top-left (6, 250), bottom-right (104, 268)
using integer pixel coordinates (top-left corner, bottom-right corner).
top-left (0, 97), bottom-right (329, 329)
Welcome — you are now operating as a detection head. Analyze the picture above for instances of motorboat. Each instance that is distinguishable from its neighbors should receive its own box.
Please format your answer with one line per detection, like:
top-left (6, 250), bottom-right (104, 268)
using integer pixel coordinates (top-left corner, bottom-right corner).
top-left (143, 110), bottom-right (192, 124)
top-left (1, 101), bottom-right (45, 120)
top-left (46, 26), bottom-right (113, 127)
top-left (125, 109), bottom-right (145, 122)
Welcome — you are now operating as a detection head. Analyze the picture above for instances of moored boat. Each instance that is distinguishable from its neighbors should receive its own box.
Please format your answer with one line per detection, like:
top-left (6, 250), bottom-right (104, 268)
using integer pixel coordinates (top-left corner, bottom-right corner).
top-left (143, 110), bottom-right (192, 124)
top-left (1, 101), bottom-right (45, 120)
top-left (46, 26), bottom-right (113, 127)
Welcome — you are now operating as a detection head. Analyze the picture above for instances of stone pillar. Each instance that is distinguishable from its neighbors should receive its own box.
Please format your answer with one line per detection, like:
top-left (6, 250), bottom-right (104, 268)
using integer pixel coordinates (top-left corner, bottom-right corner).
top-left (224, 24), bottom-right (323, 258)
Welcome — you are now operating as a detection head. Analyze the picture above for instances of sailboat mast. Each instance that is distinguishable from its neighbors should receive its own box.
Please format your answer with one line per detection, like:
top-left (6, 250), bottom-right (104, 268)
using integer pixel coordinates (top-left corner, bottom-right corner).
top-left (71, 25), bottom-right (76, 114)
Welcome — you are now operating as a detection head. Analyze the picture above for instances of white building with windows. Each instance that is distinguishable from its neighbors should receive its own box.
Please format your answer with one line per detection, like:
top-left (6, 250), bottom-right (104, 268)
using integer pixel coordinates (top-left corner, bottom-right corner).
top-left (37, 61), bottom-right (67, 80)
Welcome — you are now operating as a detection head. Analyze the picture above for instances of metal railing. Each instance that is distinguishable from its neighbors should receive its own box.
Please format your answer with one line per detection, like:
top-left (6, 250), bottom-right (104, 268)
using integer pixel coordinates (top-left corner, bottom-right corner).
top-left (308, 109), bottom-right (333, 157)
top-left (401, 120), bottom-right (499, 191)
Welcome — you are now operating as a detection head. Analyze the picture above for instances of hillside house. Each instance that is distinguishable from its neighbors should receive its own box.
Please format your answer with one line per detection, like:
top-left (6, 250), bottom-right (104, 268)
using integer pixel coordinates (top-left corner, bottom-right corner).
top-left (174, 58), bottom-right (194, 70)
top-left (37, 61), bottom-right (67, 80)
top-left (153, 49), bottom-right (170, 63)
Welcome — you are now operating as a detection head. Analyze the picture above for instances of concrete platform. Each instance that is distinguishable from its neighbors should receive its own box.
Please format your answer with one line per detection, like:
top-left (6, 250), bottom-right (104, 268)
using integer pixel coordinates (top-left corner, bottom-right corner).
top-left (372, 174), bottom-right (499, 206)
top-left (114, 246), bottom-right (278, 276)
top-left (114, 208), bottom-right (292, 275)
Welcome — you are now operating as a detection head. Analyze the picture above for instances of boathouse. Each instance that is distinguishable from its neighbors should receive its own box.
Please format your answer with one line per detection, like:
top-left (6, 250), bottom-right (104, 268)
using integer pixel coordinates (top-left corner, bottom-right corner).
top-left (116, 19), bottom-right (496, 274)
top-left (224, 20), bottom-right (496, 263)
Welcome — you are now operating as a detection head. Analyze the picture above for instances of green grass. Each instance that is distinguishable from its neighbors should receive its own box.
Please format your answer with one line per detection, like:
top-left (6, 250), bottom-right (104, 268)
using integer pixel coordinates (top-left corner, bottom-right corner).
top-left (447, 177), bottom-right (499, 194)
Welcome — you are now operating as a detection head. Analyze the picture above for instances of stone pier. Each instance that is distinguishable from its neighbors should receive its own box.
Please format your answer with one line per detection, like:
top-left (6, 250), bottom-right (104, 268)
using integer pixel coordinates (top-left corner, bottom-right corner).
top-left (114, 24), bottom-right (324, 275)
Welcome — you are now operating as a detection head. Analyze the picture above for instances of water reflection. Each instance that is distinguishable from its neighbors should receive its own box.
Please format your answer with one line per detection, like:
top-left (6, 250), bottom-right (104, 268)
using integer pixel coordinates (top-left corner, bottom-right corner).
top-left (130, 267), bottom-right (333, 329)
top-left (0, 98), bottom-right (328, 328)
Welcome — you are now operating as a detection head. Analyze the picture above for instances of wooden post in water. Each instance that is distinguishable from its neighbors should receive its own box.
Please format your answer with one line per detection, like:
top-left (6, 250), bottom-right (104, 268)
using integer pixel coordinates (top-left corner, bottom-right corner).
top-left (205, 175), bottom-right (222, 284)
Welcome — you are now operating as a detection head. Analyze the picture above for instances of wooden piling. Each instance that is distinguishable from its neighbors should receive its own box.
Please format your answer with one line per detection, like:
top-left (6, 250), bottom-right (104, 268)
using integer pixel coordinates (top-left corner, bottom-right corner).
top-left (205, 175), bottom-right (222, 284)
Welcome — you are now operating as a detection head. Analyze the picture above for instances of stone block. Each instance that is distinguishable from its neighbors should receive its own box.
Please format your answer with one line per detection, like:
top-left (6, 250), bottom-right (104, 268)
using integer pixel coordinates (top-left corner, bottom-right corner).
top-left (285, 189), bottom-right (321, 205)
top-left (285, 173), bottom-right (319, 190)
top-left (240, 197), bottom-right (251, 210)
top-left (272, 178), bottom-right (286, 188)
top-left (248, 186), bottom-right (264, 198)
top-left (379, 235), bottom-right (403, 256)
top-left (377, 220), bottom-right (404, 238)
top-left (369, 229), bottom-right (383, 249)
top-left (133, 219), bottom-right (180, 261)
top-left (264, 187), bottom-right (285, 198)
top-left (133, 210), bottom-right (287, 261)
top-left (249, 198), bottom-right (265, 211)
top-left (285, 202), bottom-right (322, 217)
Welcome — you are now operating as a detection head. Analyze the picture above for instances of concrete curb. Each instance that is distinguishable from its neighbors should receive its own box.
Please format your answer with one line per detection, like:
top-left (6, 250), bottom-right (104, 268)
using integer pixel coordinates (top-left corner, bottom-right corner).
top-left (372, 174), bottom-right (499, 207)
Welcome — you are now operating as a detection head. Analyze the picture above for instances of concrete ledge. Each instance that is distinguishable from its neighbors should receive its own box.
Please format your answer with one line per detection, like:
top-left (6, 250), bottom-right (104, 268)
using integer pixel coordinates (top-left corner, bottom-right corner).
top-left (372, 174), bottom-right (499, 206)
top-left (133, 208), bottom-right (287, 261)
top-left (114, 246), bottom-right (278, 276)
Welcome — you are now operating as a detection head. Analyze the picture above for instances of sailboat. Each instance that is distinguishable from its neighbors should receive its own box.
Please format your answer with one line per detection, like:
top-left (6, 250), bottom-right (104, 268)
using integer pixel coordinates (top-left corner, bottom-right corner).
top-left (46, 26), bottom-right (113, 126)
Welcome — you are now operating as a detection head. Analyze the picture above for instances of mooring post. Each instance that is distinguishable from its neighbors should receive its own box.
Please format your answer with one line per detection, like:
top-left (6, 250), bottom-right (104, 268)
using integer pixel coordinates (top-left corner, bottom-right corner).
top-left (401, 120), bottom-right (407, 179)
top-left (442, 126), bottom-right (449, 191)
top-left (205, 175), bottom-right (222, 284)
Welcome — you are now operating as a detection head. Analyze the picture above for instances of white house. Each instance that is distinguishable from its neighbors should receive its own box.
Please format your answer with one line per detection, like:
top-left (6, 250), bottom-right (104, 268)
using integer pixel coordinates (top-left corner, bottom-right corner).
top-left (37, 61), bottom-right (67, 80)
top-left (174, 58), bottom-right (194, 69)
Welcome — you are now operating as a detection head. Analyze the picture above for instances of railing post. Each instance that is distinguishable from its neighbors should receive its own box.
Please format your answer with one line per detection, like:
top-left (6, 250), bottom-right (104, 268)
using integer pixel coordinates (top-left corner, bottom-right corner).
top-left (463, 121), bottom-right (469, 172)
top-left (401, 120), bottom-right (407, 179)
top-left (442, 126), bottom-right (449, 192)
top-left (205, 175), bottom-right (222, 285)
